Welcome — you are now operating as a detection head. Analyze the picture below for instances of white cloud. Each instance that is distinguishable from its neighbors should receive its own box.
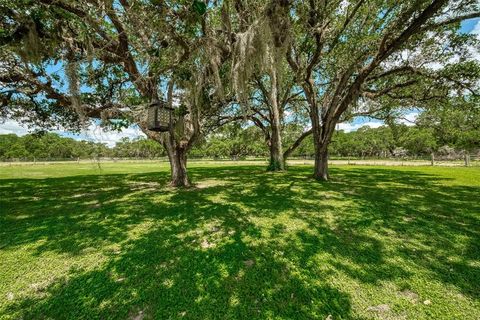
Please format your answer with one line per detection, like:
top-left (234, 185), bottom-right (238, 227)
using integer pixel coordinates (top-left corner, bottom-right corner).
top-left (398, 112), bottom-right (418, 126)
top-left (337, 121), bottom-right (383, 132)
top-left (65, 123), bottom-right (146, 147)
top-left (0, 119), bottom-right (145, 147)
top-left (337, 112), bottom-right (417, 132)
top-left (0, 119), bottom-right (29, 136)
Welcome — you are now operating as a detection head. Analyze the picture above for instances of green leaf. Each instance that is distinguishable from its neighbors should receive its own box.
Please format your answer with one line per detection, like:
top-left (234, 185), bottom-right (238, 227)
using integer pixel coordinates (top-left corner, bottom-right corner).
top-left (192, 0), bottom-right (207, 15)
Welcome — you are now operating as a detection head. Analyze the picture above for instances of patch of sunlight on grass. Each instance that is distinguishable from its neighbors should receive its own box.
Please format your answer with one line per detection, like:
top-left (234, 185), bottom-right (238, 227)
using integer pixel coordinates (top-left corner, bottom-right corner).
top-left (0, 163), bottom-right (479, 319)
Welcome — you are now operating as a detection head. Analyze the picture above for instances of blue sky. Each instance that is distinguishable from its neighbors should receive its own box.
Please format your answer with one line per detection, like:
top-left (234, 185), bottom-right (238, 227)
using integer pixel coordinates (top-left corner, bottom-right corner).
top-left (461, 18), bottom-right (479, 33)
top-left (1, 18), bottom-right (479, 147)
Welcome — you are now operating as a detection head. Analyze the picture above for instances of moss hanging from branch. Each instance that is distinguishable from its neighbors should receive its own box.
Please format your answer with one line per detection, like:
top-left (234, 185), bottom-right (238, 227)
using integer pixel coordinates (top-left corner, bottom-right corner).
top-left (16, 19), bottom-right (42, 64)
top-left (65, 58), bottom-right (85, 123)
top-left (231, 2), bottom-right (290, 104)
top-left (205, 39), bottom-right (225, 100)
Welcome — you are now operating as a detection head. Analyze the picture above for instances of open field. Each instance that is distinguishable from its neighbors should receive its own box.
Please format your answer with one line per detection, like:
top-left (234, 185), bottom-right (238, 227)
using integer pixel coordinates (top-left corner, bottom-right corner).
top-left (0, 162), bottom-right (479, 319)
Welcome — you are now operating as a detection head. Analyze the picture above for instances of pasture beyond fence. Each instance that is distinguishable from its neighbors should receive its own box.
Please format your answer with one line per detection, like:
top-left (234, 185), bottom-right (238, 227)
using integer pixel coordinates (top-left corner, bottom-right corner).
top-left (1, 155), bottom-right (479, 167)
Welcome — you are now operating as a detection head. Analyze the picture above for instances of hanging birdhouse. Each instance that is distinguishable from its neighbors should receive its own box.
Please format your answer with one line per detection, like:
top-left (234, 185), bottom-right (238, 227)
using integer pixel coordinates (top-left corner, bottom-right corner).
top-left (147, 100), bottom-right (173, 132)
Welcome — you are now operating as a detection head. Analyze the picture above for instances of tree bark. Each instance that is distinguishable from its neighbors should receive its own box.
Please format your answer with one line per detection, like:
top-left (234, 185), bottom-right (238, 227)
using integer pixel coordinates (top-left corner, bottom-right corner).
top-left (266, 63), bottom-right (285, 172)
top-left (308, 93), bottom-right (331, 181)
top-left (142, 127), bottom-right (191, 188)
top-left (166, 145), bottom-right (190, 187)
top-left (268, 122), bottom-right (285, 171)
top-left (313, 143), bottom-right (329, 181)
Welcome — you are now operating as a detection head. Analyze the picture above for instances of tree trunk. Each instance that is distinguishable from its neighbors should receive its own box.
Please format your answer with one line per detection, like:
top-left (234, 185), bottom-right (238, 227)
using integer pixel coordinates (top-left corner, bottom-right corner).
top-left (313, 144), bottom-right (329, 181)
top-left (266, 63), bottom-right (285, 172)
top-left (167, 146), bottom-right (190, 187)
top-left (309, 101), bottom-right (330, 181)
top-left (268, 123), bottom-right (285, 171)
top-left (431, 152), bottom-right (435, 166)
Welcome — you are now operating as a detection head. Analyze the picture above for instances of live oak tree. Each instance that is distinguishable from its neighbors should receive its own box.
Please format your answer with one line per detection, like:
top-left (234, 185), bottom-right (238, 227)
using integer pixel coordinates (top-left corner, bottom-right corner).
top-left (233, 64), bottom-right (311, 171)
top-left (215, 0), bottom-right (479, 180)
top-left (227, 0), bottom-right (311, 171)
top-left (280, 0), bottom-right (479, 180)
top-left (0, 0), bottom-right (236, 187)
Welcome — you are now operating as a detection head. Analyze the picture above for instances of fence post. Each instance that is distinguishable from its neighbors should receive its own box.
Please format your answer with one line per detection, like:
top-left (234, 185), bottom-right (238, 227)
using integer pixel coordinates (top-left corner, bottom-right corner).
top-left (464, 153), bottom-right (471, 167)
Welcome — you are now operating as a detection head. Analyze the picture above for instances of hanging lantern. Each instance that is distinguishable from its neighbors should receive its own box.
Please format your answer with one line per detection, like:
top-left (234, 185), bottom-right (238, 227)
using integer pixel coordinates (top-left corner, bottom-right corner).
top-left (147, 100), bottom-right (174, 132)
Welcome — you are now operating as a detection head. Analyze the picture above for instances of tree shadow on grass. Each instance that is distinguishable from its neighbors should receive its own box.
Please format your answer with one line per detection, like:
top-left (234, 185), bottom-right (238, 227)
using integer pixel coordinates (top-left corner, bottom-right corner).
top-left (0, 172), bottom-right (172, 254)
top-left (1, 169), bottom-right (356, 319)
top-left (1, 165), bottom-right (479, 319)
top-left (294, 167), bottom-right (480, 299)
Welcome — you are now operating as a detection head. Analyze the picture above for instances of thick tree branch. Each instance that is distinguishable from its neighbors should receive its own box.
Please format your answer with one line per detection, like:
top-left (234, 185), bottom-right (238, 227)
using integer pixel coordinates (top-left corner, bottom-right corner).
top-left (420, 12), bottom-right (480, 32)
top-left (362, 79), bottom-right (418, 99)
top-left (283, 129), bottom-right (312, 158)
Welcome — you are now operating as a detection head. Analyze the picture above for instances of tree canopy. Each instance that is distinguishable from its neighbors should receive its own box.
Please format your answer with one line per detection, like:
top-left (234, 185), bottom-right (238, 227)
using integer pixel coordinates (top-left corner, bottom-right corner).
top-left (1, 0), bottom-right (479, 185)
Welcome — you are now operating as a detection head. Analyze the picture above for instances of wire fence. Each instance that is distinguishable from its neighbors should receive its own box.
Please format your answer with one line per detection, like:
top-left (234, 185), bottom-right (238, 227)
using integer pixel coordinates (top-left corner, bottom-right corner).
top-left (1, 154), bottom-right (479, 167)
top-left (289, 153), bottom-right (480, 167)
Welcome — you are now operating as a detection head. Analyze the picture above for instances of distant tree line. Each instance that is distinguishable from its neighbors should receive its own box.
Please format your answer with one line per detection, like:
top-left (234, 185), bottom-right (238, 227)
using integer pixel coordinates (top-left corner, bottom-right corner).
top-left (0, 133), bottom-right (165, 160)
top-left (2, 121), bottom-right (477, 161)
top-left (192, 123), bottom-right (478, 160)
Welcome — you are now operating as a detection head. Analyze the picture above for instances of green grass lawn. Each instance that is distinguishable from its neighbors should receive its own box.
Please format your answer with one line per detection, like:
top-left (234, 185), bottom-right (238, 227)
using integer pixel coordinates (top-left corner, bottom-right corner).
top-left (0, 162), bottom-right (479, 319)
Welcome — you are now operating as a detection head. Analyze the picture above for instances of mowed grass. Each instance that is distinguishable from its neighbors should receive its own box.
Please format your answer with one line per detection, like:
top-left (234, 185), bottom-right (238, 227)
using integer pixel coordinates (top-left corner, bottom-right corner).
top-left (0, 162), bottom-right (479, 320)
